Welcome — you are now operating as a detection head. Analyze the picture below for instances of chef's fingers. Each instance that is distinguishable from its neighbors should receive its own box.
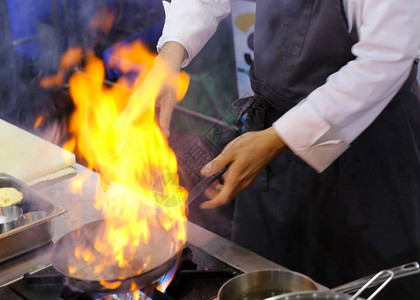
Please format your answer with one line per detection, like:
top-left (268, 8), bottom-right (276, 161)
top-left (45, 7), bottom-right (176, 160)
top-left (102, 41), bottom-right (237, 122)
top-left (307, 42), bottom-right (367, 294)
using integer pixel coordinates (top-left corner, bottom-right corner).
top-left (201, 129), bottom-right (288, 209)
top-left (219, 168), bottom-right (228, 184)
top-left (200, 141), bottom-right (236, 177)
top-left (201, 158), bottom-right (223, 177)
top-left (200, 182), bottom-right (235, 209)
top-left (204, 180), bottom-right (223, 199)
top-left (156, 86), bottom-right (177, 137)
top-left (200, 169), bottom-right (240, 209)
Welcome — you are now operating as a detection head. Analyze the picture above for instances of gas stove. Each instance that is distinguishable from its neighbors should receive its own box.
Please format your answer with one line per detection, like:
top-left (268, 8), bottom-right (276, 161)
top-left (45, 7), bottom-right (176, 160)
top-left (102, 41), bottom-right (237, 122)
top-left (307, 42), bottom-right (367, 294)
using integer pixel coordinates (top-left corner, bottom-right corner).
top-left (0, 164), bottom-right (285, 299)
top-left (0, 244), bottom-right (241, 300)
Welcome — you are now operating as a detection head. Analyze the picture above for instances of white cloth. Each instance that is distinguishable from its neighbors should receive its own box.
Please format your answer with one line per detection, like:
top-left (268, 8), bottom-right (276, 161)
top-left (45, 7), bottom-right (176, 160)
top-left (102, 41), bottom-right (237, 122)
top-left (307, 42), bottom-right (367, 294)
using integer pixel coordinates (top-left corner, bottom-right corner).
top-left (157, 0), bottom-right (420, 172)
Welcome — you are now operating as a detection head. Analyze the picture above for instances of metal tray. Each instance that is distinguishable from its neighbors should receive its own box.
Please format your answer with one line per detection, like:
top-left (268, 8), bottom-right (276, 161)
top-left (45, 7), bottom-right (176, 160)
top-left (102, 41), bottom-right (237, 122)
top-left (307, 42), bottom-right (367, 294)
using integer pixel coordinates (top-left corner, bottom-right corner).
top-left (0, 173), bottom-right (66, 263)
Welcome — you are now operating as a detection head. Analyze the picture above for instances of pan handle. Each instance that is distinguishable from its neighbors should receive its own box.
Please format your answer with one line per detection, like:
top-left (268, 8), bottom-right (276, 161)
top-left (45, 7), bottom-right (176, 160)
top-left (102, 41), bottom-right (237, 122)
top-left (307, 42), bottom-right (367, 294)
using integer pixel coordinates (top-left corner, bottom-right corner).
top-left (332, 262), bottom-right (420, 294)
top-left (187, 166), bottom-right (228, 205)
top-left (350, 270), bottom-right (394, 300)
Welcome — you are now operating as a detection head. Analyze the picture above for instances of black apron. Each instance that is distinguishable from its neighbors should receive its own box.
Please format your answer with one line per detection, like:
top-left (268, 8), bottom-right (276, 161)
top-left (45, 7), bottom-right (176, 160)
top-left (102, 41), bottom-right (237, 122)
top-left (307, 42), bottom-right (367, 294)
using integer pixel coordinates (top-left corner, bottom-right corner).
top-left (231, 1), bottom-right (420, 299)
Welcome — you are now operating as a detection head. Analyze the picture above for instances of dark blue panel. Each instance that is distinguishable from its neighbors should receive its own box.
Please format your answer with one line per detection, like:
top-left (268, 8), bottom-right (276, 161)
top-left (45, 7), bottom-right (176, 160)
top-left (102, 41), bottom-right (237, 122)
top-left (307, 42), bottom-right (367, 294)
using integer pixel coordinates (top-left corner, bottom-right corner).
top-left (6, 0), bottom-right (53, 59)
top-left (103, 21), bottom-right (164, 80)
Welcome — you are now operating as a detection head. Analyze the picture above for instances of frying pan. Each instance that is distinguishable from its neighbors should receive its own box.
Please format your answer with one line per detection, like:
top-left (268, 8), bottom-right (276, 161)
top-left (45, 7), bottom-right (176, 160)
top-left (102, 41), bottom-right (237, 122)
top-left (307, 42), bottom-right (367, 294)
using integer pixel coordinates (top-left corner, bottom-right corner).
top-left (51, 218), bottom-right (184, 294)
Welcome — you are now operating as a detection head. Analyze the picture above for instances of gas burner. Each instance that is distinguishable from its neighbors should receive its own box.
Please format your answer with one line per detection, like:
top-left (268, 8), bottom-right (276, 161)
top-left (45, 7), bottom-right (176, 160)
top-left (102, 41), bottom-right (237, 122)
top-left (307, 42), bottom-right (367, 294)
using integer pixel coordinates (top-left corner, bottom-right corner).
top-left (1, 244), bottom-right (241, 300)
top-left (92, 290), bottom-right (150, 300)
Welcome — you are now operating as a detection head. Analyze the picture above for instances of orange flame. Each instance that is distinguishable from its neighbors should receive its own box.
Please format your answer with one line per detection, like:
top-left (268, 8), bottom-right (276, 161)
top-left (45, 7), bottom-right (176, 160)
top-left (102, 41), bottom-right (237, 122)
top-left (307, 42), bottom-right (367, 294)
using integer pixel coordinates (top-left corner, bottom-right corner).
top-left (132, 290), bottom-right (141, 300)
top-left (69, 175), bottom-right (85, 194)
top-left (65, 41), bottom-right (189, 289)
top-left (99, 279), bottom-right (122, 290)
top-left (34, 115), bottom-right (44, 128)
top-left (40, 47), bottom-right (83, 88)
top-left (40, 8), bottom-right (116, 88)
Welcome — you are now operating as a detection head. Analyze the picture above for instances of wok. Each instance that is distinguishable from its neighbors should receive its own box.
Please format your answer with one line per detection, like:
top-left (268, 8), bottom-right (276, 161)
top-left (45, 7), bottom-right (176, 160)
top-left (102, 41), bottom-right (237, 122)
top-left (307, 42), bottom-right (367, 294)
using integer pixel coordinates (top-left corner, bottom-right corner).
top-left (51, 218), bottom-right (184, 294)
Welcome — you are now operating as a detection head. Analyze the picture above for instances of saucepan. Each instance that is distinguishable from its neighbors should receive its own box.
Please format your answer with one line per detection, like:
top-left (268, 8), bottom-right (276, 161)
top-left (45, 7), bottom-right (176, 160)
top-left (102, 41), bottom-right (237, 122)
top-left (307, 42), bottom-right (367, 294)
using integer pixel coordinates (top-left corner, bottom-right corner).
top-left (0, 210), bottom-right (47, 233)
top-left (0, 206), bottom-right (23, 233)
top-left (216, 269), bottom-right (318, 300)
top-left (51, 217), bottom-right (185, 294)
top-left (264, 269), bottom-right (395, 300)
top-left (217, 262), bottom-right (420, 300)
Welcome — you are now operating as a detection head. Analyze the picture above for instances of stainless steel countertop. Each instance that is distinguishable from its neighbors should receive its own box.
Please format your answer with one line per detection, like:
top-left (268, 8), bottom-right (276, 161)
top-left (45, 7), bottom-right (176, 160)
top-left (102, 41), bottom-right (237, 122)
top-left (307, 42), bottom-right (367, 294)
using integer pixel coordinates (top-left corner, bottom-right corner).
top-left (0, 163), bottom-right (293, 287)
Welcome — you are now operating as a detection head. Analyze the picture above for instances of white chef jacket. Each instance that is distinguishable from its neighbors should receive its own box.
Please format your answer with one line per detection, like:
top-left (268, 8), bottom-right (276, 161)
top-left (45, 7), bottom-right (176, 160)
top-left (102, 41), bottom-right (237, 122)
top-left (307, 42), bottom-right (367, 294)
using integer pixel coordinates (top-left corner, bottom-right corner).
top-left (157, 0), bottom-right (420, 173)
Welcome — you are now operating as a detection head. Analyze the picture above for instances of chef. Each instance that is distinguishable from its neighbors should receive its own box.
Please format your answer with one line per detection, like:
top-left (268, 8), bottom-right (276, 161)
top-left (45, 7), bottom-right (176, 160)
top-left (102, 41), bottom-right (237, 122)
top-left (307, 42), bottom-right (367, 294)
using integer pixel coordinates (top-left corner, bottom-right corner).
top-left (127, 0), bottom-right (420, 298)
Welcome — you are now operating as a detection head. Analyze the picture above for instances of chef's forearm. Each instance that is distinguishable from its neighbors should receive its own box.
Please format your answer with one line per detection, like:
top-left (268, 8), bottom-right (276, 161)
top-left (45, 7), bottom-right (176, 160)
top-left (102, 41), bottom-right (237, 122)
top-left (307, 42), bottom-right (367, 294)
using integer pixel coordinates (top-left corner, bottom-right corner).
top-left (158, 41), bottom-right (187, 72)
top-left (157, 0), bottom-right (231, 68)
top-left (274, 0), bottom-right (420, 173)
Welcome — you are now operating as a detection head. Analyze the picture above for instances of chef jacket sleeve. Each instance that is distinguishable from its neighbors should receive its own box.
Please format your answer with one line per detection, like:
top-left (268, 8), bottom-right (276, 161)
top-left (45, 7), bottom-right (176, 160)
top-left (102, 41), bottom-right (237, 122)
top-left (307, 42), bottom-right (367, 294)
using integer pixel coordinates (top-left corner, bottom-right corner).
top-left (273, 0), bottom-right (420, 173)
top-left (157, 0), bottom-right (231, 67)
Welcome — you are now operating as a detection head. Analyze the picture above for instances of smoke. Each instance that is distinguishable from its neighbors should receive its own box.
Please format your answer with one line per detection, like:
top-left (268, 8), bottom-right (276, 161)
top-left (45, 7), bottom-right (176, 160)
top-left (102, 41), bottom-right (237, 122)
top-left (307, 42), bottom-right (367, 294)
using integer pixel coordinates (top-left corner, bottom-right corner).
top-left (0, 1), bottom-right (118, 143)
top-left (0, 0), bottom-right (169, 146)
top-left (0, 1), bottom-right (90, 143)
top-left (0, 1), bottom-right (236, 142)
top-left (0, 1), bottom-right (238, 242)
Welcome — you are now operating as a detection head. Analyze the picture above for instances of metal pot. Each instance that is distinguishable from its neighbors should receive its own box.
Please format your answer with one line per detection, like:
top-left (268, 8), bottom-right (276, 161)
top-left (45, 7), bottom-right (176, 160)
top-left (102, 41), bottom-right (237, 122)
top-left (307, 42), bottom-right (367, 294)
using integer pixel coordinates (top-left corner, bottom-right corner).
top-left (267, 291), bottom-right (366, 300)
top-left (216, 269), bottom-right (318, 300)
top-left (0, 206), bottom-right (23, 233)
top-left (16, 211), bottom-right (48, 225)
top-left (0, 210), bottom-right (47, 234)
top-left (217, 262), bottom-right (420, 300)
top-left (266, 269), bottom-right (396, 300)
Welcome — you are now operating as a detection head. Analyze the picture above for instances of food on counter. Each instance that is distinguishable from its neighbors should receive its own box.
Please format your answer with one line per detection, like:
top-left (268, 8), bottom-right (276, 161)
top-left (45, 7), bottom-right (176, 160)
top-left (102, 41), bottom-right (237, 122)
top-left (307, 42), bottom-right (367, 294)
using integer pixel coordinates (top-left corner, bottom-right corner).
top-left (0, 187), bottom-right (23, 207)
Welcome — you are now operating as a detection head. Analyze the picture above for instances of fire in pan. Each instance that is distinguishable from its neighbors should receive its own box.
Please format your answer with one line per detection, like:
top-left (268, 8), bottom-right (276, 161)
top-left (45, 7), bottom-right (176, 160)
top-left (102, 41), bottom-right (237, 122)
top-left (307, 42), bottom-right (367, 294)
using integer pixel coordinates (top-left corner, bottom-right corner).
top-left (51, 217), bottom-right (184, 294)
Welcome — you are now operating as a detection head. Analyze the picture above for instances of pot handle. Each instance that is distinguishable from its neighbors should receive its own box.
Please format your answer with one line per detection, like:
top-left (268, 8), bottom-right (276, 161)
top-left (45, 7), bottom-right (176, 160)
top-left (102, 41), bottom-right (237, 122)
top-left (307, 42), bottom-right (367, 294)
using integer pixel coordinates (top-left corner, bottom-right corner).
top-left (332, 262), bottom-right (420, 294)
top-left (350, 270), bottom-right (394, 300)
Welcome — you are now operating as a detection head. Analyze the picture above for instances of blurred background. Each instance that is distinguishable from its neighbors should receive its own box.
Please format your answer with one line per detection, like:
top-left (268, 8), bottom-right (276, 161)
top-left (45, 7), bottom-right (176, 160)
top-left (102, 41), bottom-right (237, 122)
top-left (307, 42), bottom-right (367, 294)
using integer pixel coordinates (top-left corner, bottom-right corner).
top-left (3, 0), bottom-right (416, 240)
top-left (0, 0), bottom-right (258, 240)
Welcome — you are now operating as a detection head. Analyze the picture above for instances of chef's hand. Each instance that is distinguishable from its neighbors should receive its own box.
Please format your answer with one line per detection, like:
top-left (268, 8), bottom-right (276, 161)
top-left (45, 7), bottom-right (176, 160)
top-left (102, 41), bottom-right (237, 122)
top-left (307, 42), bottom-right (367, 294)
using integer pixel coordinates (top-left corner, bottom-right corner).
top-left (122, 41), bottom-right (187, 137)
top-left (200, 127), bottom-right (288, 209)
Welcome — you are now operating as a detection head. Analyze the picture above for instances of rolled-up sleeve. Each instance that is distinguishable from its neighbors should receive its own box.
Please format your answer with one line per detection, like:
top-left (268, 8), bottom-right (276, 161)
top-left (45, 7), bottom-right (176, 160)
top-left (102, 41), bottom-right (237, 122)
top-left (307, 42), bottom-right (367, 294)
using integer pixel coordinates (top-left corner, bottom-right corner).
top-left (273, 0), bottom-right (420, 173)
top-left (157, 0), bottom-right (231, 67)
